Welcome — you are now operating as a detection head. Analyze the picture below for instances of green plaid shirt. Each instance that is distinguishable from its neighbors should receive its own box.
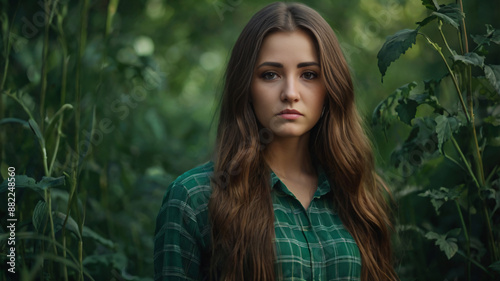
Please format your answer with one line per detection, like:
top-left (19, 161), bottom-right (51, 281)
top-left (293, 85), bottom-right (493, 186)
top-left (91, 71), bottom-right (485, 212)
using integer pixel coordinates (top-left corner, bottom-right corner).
top-left (154, 162), bottom-right (361, 281)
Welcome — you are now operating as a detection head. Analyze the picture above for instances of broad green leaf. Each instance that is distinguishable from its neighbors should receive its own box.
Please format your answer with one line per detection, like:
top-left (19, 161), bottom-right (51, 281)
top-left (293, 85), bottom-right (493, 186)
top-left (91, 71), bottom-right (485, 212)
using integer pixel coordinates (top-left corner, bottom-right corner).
top-left (53, 211), bottom-right (82, 239)
top-left (432, 4), bottom-right (464, 30)
top-left (420, 0), bottom-right (439, 11)
top-left (0, 175), bottom-right (65, 195)
top-left (372, 82), bottom-right (418, 127)
top-left (435, 115), bottom-right (460, 152)
top-left (452, 52), bottom-right (485, 68)
top-left (486, 181), bottom-right (500, 217)
top-left (83, 226), bottom-right (114, 248)
top-left (377, 29), bottom-right (418, 81)
top-left (419, 186), bottom-right (461, 214)
top-left (425, 228), bottom-right (461, 259)
top-left (396, 99), bottom-right (419, 126)
top-left (485, 65), bottom-right (500, 95)
top-left (32, 201), bottom-right (49, 233)
top-left (38, 176), bottom-right (66, 190)
top-left (471, 24), bottom-right (500, 46)
top-left (487, 24), bottom-right (500, 44)
top-left (28, 118), bottom-right (45, 148)
top-left (391, 117), bottom-right (439, 170)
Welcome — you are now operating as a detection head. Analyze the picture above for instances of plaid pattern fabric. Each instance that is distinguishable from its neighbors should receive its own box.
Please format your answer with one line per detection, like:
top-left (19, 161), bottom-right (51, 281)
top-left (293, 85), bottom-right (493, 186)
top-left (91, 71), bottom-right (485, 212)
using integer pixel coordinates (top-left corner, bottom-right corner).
top-left (154, 162), bottom-right (361, 281)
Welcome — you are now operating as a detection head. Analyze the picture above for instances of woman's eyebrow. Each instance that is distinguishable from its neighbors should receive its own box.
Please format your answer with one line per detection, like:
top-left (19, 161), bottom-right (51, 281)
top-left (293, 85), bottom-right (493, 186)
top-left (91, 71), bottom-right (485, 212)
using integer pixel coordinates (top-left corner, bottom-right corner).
top-left (256, 61), bottom-right (320, 69)
top-left (297, 62), bottom-right (319, 68)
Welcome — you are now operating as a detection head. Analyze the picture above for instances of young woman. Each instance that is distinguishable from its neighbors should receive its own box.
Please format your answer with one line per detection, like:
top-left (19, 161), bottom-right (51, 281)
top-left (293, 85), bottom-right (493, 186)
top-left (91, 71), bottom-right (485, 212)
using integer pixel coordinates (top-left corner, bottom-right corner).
top-left (154, 2), bottom-right (398, 281)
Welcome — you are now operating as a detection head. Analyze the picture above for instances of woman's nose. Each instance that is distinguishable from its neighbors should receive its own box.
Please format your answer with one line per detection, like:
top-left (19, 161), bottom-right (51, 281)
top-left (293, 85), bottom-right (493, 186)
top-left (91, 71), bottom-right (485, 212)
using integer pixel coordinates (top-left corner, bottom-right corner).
top-left (281, 77), bottom-right (300, 102)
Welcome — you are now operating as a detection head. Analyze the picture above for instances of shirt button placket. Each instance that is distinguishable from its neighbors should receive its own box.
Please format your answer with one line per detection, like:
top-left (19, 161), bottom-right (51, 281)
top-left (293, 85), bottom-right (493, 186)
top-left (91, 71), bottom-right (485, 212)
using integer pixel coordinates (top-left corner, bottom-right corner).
top-left (300, 205), bottom-right (321, 281)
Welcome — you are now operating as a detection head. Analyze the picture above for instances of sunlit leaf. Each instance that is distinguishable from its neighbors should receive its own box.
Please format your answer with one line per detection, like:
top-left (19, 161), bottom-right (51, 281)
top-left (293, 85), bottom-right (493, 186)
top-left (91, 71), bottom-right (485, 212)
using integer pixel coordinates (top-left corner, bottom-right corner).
top-left (377, 29), bottom-right (419, 81)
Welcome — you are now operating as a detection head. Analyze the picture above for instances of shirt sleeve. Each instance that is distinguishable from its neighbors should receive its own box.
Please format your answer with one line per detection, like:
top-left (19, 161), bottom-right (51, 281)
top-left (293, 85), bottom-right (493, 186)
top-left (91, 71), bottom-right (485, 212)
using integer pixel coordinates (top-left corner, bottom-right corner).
top-left (154, 181), bottom-right (204, 281)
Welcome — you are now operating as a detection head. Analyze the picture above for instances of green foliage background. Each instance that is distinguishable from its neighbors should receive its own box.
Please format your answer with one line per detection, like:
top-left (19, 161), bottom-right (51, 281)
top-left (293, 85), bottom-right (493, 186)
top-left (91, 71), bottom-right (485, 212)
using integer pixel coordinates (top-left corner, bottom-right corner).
top-left (0, 0), bottom-right (499, 280)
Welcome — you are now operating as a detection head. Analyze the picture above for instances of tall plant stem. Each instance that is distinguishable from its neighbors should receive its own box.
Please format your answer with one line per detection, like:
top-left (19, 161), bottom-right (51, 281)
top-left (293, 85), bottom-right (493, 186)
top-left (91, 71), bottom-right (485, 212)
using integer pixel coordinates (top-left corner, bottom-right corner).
top-left (451, 136), bottom-right (479, 189)
top-left (61, 171), bottom-right (77, 281)
top-left (452, 136), bottom-right (499, 262)
top-left (75, 0), bottom-right (90, 173)
top-left (458, 0), bottom-right (468, 54)
top-left (44, 189), bottom-right (58, 257)
top-left (78, 241), bottom-right (83, 281)
top-left (421, 34), bottom-right (471, 123)
top-left (438, 21), bottom-right (454, 56)
top-left (455, 200), bottom-right (471, 280)
top-left (39, 0), bottom-right (51, 130)
top-left (0, 5), bottom-right (13, 94)
top-left (457, 0), bottom-right (497, 262)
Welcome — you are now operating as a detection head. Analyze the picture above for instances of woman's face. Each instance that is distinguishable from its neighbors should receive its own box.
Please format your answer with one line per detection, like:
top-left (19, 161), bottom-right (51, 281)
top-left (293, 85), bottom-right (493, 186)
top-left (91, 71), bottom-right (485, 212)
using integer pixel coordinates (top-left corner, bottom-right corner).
top-left (251, 29), bottom-right (327, 140)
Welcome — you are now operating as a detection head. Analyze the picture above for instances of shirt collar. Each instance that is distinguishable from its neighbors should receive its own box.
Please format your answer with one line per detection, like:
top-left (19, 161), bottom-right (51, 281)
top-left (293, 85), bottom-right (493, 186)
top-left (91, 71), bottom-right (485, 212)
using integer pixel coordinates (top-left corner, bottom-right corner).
top-left (270, 165), bottom-right (331, 198)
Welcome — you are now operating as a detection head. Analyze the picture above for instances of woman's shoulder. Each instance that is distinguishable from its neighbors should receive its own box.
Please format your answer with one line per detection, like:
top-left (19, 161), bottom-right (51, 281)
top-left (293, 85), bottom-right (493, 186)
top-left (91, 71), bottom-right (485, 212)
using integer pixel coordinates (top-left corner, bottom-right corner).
top-left (172, 161), bottom-right (214, 187)
top-left (163, 161), bottom-right (214, 207)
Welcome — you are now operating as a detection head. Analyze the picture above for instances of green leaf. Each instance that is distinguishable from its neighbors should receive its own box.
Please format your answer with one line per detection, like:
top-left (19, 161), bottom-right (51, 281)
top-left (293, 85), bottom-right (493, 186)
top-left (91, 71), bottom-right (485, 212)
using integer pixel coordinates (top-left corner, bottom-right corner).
top-left (417, 15), bottom-right (437, 27)
top-left (32, 201), bottom-right (49, 233)
top-left (420, 0), bottom-right (439, 11)
top-left (53, 211), bottom-right (82, 239)
top-left (377, 29), bottom-right (418, 81)
top-left (28, 118), bottom-right (45, 148)
top-left (391, 117), bottom-right (439, 170)
top-left (452, 52), bottom-right (485, 68)
top-left (396, 99), bottom-right (419, 126)
top-left (435, 115), bottom-right (460, 152)
top-left (490, 260), bottom-right (500, 273)
top-left (419, 186), bottom-right (461, 214)
top-left (485, 64), bottom-right (500, 95)
top-left (83, 253), bottom-right (127, 270)
top-left (425, 228), bottom-right (461, 259)
top-left (0, 175), bottom-right (65, 195)
top-left (432, 4), bottom-right (464, 30)
top-left (83, 226), bottom-right (115, 248)
top-left (0, 118), bottom-right (30, 128)
top-left (471, 24), bottom-right (500, 46)
top-left (372, 82), bottom-right (418, 127)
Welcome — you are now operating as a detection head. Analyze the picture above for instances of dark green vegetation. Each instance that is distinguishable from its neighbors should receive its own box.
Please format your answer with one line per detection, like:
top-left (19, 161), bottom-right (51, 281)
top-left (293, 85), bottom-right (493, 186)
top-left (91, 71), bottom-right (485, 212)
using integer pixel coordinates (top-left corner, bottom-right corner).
top-left (0, 0), bottom-right (498, 280)
top-left (375, 0), bottom-right (500, 280)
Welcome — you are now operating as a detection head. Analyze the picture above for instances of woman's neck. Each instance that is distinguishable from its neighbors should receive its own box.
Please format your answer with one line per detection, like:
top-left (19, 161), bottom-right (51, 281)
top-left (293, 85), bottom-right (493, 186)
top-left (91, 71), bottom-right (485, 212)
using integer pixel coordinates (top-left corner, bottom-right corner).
top-left (263, 133), bottom-right (315, 178)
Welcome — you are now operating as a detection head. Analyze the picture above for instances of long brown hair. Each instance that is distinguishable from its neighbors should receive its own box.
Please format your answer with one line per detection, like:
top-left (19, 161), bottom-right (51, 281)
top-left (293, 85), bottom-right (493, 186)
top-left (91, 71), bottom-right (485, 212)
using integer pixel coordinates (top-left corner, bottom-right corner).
top-left (209, 2), bottom-right (398, 280)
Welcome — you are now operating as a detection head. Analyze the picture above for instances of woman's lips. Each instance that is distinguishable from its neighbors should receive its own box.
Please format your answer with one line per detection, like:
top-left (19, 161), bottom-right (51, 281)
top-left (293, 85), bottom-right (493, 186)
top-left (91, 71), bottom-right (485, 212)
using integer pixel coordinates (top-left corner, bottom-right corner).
top-left (278, 109), bottom-right (302, 120)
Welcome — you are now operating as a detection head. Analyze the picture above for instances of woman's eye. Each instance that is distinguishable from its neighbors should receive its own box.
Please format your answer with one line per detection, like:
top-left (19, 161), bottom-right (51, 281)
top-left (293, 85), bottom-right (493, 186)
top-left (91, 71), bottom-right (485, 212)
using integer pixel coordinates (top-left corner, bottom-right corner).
top-left (302, 71), bottom-right (317, 80)
top-left (262, 72), bottom-right (278, 80)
